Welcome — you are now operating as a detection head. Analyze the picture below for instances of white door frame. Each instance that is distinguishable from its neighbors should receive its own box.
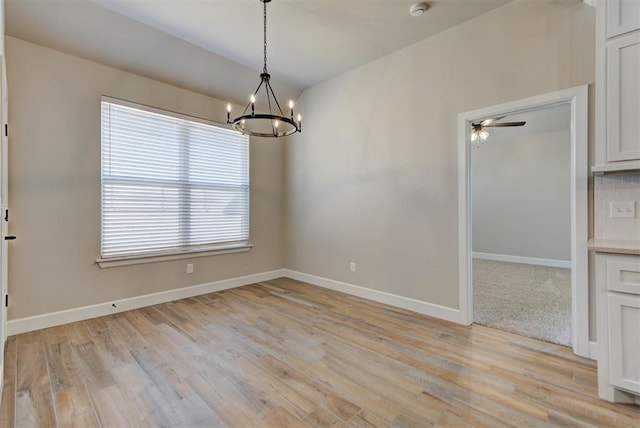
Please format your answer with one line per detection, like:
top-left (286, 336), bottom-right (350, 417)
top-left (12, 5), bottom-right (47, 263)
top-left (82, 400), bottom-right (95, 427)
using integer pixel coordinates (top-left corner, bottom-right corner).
top-left (0, 54), bottom-right (7, 395)
top-left (457, 85), bottom-right (590, 358)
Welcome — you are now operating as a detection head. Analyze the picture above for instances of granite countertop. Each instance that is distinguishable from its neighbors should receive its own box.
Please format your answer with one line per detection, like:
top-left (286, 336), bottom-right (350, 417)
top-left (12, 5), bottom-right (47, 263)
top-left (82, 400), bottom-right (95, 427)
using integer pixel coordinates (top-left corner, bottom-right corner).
top-left (588, 239), bottom-right (640, 255)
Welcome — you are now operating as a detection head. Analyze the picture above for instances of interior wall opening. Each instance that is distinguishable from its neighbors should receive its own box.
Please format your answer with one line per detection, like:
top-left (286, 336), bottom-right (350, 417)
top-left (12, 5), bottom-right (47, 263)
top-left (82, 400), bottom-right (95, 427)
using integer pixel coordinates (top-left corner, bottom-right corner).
top-left (458, 85), bottom-right (589, 358)
top-left (470, 104), bottom-right (572, 346)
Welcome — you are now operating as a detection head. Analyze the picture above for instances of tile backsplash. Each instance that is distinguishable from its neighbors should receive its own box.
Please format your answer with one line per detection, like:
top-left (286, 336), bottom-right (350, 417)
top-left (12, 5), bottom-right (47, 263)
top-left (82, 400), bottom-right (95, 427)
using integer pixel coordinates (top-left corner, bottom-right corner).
top-left (594, 171), bottom-right (640, 241)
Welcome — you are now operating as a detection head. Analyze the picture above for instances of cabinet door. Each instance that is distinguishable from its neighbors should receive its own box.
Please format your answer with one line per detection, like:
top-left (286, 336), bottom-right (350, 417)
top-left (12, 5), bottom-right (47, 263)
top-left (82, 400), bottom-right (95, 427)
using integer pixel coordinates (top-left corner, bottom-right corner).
top-left (607, 0), bottom-right (640, 38)
top-left (608, 293), bottom-right (640, 394)
top-left (607, 32), bottom-right (640, 162)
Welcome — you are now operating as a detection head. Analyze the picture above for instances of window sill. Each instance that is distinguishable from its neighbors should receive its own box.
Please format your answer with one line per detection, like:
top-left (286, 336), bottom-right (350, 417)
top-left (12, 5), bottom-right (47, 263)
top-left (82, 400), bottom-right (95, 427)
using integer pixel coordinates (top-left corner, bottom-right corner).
top-left (96, 243), bottom-right (253, 268)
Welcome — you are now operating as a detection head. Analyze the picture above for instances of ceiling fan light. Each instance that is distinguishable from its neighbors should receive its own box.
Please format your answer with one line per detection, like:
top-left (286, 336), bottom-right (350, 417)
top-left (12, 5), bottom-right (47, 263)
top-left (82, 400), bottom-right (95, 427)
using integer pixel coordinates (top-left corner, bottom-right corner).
top-left (479, 129), bottom-right (489, 141)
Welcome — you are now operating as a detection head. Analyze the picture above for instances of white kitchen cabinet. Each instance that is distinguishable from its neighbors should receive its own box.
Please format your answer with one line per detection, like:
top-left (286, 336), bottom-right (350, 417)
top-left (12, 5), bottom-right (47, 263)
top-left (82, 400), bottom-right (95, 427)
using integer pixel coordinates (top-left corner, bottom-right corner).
top-left (607, 0), bottom-right (640, 38)
top-left (594, 0), bottom-right (640, 172)
top-left (596, 252), bottom-right (640, 403)
top-left (607, 293), bottom-right (640, 395)
top-left (606, 32), bottom-right (640, 162)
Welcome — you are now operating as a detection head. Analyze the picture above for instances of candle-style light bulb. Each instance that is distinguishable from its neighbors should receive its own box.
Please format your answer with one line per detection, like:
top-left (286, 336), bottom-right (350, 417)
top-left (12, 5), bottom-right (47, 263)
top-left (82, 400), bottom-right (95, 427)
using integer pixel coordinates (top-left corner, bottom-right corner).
top-left (227, 103), bottom-right (232, 112)
top-left (226, 103), bottom-right (231, 123)
top-left (297, 114), bottom-right (302, 132)
top-left (289, 100), bottom-right (294, 109)
top-left (250, 94), bottom-right (256, 115)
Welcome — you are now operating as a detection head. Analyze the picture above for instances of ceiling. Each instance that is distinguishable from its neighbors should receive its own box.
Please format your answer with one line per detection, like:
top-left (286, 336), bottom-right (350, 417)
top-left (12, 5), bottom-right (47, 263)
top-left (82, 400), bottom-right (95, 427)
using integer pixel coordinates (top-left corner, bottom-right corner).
top-left (6, 0), bottom-right (512, 98)
top-left (88, 0), bottom-right (512, 88)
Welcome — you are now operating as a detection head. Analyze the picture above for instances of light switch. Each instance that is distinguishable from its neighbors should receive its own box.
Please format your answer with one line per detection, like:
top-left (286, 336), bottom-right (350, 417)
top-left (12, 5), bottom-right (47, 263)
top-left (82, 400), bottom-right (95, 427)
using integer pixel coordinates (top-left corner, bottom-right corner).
top-left (610, 201), bottom-right (636, 218)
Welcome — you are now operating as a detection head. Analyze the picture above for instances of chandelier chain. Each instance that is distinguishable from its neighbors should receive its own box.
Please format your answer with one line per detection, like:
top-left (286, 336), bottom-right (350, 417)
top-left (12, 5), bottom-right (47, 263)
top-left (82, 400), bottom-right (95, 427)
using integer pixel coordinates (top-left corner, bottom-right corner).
top-left (263, 0), bottom-right (268, 73)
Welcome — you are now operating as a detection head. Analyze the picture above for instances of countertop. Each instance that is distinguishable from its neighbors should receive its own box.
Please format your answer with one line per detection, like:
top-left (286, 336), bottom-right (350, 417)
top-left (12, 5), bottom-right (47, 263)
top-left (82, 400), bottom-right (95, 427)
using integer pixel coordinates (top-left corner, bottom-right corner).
top-left (588, 239), bottom-right (640, 255)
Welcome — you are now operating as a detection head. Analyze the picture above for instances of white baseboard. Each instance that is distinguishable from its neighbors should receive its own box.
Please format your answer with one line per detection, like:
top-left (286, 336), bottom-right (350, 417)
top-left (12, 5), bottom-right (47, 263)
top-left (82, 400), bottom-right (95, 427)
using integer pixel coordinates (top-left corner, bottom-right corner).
top-left (589, 340), bottom-right (598, 360)
top-left (6, 269), bottom-right (286, 336)
top-left (283, 269), bottom-right (463, 325)
top-left (6, 268), bottom-right (464, 335)
top-left (7, 267), bottom-right (590, 363)
top-left (472, 252), bottom-right (571, 269)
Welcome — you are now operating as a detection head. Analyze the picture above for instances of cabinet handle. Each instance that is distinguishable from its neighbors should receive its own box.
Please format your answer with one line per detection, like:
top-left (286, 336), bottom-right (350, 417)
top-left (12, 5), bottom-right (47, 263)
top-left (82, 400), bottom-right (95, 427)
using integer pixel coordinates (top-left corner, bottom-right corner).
top-left (4, 236), bottom-right (16, 240)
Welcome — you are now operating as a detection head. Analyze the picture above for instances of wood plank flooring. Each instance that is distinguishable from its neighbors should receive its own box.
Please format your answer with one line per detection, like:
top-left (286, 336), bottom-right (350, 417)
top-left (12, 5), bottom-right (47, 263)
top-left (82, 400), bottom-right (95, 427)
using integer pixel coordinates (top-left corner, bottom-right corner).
top-left (0, 278), bottom-right (638, 427)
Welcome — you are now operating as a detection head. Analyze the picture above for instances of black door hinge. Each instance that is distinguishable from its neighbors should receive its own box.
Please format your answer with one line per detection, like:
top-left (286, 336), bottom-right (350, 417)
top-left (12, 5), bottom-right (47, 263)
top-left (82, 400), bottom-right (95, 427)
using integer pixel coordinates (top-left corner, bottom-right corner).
top-left (4, 124), bottom-right (6, 137)
top-left (4, 209), bottom-right (7, 222)
top-left (5, 295), bottom-right (8, 308)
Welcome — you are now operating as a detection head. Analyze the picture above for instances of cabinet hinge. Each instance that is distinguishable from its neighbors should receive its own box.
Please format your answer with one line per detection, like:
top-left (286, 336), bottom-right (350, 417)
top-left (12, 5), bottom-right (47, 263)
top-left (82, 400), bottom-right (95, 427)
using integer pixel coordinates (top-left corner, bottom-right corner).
top-left (5, 295), bottom-right (7, 308)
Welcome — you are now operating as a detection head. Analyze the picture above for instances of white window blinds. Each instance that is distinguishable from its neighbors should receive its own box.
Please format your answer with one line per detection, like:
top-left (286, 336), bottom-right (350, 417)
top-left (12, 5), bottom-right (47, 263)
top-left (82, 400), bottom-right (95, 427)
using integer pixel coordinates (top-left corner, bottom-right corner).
top-left (101, 97), bottom-right (250, 259)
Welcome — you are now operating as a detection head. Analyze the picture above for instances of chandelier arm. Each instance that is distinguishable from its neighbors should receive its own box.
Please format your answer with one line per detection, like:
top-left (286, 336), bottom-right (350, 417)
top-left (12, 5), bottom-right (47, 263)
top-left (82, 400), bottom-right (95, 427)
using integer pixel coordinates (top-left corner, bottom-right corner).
top-left (265, 80), bottom-right (273, 115)
top-left (241, 79), bottom-right (267, 116)
top-left (266, 80), bottom-right (285, 115)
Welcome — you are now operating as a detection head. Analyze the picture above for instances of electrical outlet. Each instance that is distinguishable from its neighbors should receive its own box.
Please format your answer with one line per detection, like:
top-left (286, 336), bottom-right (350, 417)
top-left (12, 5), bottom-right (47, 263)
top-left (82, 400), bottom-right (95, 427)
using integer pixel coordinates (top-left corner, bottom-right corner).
top-left (610, 201), bottom-right (635, 218)
top-left (186, 263), bottom-right (194, 274)
top-left (350, 262), bottom-right (356, 272)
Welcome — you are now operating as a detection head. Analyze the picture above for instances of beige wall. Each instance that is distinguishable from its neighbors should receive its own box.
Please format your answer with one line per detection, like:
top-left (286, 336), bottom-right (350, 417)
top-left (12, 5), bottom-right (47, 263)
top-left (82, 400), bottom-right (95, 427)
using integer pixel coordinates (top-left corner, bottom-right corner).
top-left (285, 1), bottom-right (595, 309)
top-left (0, 0), bottom-right (4, 57)
top-left (473, 130), bottom-right (571, 261)
top-left (6, 36), bottom-right (284, 319)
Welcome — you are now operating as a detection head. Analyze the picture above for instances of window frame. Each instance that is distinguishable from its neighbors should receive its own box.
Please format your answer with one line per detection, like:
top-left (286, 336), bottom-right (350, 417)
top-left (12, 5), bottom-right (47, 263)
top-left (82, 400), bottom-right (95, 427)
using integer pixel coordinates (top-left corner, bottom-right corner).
top-left (97, 96), bottom-right (251, 268)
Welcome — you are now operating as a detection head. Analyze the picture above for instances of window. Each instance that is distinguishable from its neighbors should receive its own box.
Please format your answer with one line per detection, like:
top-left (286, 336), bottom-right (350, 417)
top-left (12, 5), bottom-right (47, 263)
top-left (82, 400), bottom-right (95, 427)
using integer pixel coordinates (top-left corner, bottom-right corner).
top-left (100, 97), bottom-right (250, 262)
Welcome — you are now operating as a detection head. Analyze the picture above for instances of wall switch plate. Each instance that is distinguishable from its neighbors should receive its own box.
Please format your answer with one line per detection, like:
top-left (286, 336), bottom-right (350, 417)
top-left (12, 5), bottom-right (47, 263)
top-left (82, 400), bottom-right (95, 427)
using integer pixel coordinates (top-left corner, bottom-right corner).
top-left (186, 263), bottom-right (194, 274)
top-left (610, 201), bottom-right (636, 218)
top-left (350, 262), bottom-right (356, 272)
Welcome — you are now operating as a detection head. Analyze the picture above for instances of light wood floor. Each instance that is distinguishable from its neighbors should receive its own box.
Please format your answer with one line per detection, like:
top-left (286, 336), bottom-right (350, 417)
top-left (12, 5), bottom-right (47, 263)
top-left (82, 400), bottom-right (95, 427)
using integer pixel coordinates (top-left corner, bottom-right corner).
top-left (0, 278), bottom-right (638, 427)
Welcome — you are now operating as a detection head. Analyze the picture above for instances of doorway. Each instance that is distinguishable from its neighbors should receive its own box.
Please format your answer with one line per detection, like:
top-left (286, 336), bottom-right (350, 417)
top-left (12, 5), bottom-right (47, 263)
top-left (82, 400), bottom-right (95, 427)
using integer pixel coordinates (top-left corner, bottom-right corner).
top-left (457, 86), bottom-right (589, 358)
top-left (472, 104), bottom-right (572, 346)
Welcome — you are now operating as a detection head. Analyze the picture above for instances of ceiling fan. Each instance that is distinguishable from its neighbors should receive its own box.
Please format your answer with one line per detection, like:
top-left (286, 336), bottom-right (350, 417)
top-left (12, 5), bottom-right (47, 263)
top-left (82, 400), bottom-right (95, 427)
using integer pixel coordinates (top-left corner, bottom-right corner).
top-left (471, 116), bottom-right (526, 145)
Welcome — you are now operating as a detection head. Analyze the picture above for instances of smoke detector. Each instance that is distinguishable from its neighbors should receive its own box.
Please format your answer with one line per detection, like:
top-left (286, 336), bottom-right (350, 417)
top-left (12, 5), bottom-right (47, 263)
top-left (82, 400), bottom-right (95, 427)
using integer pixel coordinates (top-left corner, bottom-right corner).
top-left (410, 2), bottom-right (429, 17)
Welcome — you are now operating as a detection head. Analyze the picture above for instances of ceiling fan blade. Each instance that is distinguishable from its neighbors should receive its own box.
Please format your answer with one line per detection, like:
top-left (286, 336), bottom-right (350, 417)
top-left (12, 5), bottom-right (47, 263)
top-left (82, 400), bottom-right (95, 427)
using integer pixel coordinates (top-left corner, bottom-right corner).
top-left (484, 121), bottom-right (526, 128)
top-left (481, 116), bottom-right (506, 126)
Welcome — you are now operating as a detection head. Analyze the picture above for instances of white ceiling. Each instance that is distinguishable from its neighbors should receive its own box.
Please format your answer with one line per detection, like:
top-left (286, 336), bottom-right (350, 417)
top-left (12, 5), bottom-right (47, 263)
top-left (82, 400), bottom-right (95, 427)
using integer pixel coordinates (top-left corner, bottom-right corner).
top-left (88, 0), bottom-right (512, 89)
top-left (5, 0), bottom-right (512, 100)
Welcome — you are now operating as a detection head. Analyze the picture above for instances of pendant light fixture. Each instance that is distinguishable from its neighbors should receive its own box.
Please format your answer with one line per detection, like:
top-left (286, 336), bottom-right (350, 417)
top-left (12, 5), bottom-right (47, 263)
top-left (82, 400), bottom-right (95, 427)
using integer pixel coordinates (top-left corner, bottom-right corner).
top-left (227, 0), bottom-right (302, 138)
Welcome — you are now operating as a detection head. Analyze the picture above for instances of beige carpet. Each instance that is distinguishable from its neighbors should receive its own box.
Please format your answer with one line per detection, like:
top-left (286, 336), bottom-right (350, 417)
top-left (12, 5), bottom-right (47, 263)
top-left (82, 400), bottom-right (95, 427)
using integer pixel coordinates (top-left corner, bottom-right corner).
top-left (473, 258), bottom-right (572, 347)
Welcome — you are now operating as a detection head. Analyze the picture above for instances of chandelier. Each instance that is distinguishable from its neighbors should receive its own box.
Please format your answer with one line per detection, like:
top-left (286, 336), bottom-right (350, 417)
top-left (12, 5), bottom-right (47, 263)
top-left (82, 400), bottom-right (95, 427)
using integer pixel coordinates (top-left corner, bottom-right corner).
top-left (227, 0), bottom-right (302, 138)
